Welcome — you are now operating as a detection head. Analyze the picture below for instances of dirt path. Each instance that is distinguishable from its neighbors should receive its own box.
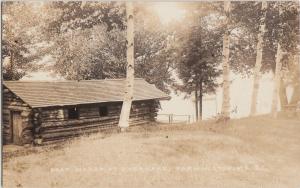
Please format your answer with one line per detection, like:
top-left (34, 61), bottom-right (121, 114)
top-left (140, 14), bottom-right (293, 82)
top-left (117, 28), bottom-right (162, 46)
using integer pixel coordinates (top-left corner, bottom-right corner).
top-left (3, 117), bottom-right (300, 188)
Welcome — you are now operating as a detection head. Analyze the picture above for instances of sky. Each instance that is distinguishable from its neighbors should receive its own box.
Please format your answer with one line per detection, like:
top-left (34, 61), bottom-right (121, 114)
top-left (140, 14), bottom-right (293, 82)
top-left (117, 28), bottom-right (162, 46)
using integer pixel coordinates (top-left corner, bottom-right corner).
top-left (152, 2), bottom-right (186, 24)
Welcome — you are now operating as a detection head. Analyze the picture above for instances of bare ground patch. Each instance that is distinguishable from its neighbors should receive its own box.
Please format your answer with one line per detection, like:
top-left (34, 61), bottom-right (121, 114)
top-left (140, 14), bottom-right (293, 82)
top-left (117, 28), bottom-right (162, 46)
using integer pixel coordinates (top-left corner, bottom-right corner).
top-left (3, 117), bottom-right (300, 188)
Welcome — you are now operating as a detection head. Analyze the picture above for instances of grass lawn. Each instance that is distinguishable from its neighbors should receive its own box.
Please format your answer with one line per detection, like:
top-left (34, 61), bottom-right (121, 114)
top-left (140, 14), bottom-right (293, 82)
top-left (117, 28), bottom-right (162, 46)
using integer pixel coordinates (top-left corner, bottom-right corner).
top-left (3, 116), bottom-right (300, 188)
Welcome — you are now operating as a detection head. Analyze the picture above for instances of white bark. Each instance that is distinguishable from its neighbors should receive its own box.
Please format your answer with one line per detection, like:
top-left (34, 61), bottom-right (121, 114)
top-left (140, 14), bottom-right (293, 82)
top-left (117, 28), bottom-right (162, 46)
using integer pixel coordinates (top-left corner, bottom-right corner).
top-left (221, 1), bottom-right (231, 118)
top-left (250, 1), bottom-right (268, 116)
top-left (118, 2), bottom-right (134, 129)
top-left (271, 43), bottom-right (283, 117)
top-left (271, 4), bottom-right (284, 118)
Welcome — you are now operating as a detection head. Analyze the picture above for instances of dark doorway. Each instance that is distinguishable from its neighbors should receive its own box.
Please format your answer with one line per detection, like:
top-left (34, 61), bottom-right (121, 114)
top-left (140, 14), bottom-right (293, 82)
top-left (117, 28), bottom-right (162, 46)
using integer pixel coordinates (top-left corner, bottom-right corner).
top-left (10, 111), bottom-right (22, 145)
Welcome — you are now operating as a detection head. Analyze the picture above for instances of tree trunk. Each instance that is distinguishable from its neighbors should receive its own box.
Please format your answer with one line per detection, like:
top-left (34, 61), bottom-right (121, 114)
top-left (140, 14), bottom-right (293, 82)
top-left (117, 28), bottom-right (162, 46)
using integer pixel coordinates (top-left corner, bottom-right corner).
top-left (250, 1), bottom-right (267, 116)
top-left (199, 80), bottom-right (203, 120)
top-left (279, 77), bottom-right (288, 110)
top-left (195, 82), bottom-right (199, 121)
top-left (271, 42), bottom-right (283, 117)
top-left (271, 4), bottom-right (284, 118)
top-left (9, 51), bottom-right (14, 80)
top-left (289, 55), bottom-right (300, 105)
top-left (77, 60), bottom-right (80, 81)
top-left (290, 84), bottom-right (300, 105)
top-left (221, 1), bottom-right (231, 118)
top-left (10, 51), bottom-right (13, 73)
top-left (118, 2), bottom-right (134, 129)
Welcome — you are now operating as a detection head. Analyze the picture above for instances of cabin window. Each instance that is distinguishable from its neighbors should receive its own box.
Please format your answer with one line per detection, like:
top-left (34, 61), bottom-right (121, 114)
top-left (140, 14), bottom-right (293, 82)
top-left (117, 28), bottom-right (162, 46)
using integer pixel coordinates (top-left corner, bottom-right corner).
top-left (68, 106), bottom-right (79, 119)
top-left (99, 106), bottom-right (108, 117)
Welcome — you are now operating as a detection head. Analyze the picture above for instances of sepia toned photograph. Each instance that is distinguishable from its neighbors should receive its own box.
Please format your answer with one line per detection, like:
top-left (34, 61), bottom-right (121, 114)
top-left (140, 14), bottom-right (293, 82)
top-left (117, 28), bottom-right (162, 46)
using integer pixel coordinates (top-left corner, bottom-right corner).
top-left (1, 1), bottom-right (300, 187)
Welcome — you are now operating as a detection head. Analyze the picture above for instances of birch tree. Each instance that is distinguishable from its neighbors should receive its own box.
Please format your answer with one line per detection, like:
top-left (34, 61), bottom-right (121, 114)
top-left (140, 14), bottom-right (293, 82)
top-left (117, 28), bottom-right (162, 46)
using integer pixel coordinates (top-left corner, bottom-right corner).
top-left (118, 2), bottom-right (134, 129)
top-left (271, 3), bottom-right (283, 118)
top-left (250, 1), bottom-right (268, 116)
top-left (229, 1), bottom-right (299, 110)
top-left (221, 1), bottom-right (231, 119)
top-left (271, 44), bottom-right (283, 117)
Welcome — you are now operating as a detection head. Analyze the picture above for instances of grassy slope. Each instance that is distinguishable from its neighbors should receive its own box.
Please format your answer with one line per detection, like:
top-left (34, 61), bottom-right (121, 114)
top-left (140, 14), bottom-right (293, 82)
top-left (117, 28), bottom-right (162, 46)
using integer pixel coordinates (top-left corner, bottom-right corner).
top-left (3, 117), bottom-right (300, 188)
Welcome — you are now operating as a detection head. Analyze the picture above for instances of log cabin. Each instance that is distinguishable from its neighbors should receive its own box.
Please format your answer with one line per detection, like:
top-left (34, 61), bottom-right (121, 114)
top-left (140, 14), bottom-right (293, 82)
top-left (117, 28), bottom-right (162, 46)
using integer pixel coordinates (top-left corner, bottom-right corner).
top-left (3, 78), bottom-right (170, 145)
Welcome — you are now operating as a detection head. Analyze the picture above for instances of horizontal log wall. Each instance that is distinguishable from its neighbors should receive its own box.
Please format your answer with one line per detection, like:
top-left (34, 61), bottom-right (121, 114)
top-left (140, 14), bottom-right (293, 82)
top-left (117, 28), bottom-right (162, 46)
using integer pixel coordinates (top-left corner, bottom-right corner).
top-left (2, 86), bottom-right (161, 146)
top-left (2, 88), bottom-right (33, 145)
top-left (34, 100), bottom-right (160, 144)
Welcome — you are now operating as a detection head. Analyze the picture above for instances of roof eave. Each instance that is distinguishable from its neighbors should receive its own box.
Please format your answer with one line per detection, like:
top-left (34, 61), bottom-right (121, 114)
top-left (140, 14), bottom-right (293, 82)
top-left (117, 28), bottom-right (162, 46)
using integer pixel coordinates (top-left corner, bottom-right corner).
top-left (30, 97), bottom-right (171, 109)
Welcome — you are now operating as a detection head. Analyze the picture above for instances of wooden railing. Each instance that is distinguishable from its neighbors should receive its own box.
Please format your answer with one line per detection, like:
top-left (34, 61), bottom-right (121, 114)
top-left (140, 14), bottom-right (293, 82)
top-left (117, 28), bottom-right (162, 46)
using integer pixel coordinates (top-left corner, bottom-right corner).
top-left (157, 114), bottom-right (193, 124)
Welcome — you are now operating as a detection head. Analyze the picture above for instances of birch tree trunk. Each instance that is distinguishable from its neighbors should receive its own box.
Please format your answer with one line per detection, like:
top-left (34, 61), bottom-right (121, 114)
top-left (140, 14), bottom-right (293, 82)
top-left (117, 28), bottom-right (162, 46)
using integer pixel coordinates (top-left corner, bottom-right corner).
top-left (250, 1), bottom-right (268, 116)
top-left (290, 82), bottom-right (300, 105)
top-left (279, 77), bottom-right (288, 109)
top-left (271, 4), bottom-right (284, 118)
top-left (289, 55), bottom-right (300, 105)
top-left (118, 2), bottom-right (134, 129)
top-left (221, 1), bottom-right (231, 118)
top-left (271, 42), bottom-right (283, 117)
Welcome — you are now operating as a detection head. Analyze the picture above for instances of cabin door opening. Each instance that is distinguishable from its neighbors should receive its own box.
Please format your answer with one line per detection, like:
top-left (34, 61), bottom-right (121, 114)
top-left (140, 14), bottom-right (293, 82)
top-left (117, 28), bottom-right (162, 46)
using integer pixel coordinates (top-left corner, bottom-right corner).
top-left (10, 111), bottom-right (22, 145)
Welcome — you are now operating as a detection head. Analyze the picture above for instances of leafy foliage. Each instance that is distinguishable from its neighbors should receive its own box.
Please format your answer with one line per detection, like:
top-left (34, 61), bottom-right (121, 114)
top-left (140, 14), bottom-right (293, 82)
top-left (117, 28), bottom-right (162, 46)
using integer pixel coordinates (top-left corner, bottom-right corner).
top-left (46, 2), bottom-right (126, 35)
top-left (52, 25), bottom-right (126, 80)
top-left (229, 1), bottom-right (299, 75)
top-left (48, 2), bottom-right (176, 93)
top-left (2, 1), bottom-right (299, 104)
top-left (174, 10), bottom-right (223, 97)
top-left (2, 2), bottom-right (47, 80)
top-left (134, 4), bottom-right (176, 93)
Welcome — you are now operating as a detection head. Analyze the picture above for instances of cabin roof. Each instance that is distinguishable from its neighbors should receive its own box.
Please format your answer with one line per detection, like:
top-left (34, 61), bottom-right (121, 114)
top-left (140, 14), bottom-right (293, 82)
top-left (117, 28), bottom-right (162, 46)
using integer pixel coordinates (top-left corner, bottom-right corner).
top-left (3, 78), bottom-right (170, 108)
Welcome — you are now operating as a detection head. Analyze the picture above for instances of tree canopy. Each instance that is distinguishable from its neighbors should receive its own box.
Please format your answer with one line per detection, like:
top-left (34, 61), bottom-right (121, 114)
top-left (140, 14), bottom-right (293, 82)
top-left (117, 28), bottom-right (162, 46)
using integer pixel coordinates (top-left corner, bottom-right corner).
top-left (2, 1), bottom-right (299, 110)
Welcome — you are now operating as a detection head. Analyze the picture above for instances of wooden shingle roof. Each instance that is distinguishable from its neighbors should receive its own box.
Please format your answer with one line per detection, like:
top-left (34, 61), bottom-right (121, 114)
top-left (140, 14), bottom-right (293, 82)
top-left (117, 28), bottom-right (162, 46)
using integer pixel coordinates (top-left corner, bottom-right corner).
top-left (4, 78), bottom-right (170, 108)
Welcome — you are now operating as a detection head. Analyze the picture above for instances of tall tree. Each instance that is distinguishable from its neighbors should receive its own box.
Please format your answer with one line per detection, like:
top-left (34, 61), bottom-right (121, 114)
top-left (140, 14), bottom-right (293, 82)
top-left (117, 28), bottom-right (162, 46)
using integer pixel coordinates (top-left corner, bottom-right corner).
top-left (175, 13), bottom-right (222, 121)
top-left (271, 43), bottom-right (283, 117)
top-left (45, 2), bottom-right (126, 80)
top-left (2, 2), bottom-right (47, 80)
top-left (221, 1), bottom-right (231, 119)
top-left (271, 3), bottom-right (284, 118)
top-left (229, 1), bottom-right (299, 111)
top-left (288, 53), bottom-right (300, 105)
top-left (46, 2), bottom-right (175, 93)
top-left (118, 2), bottom-right (134, 129)
top-left (134, 3), bottom-right (176, 93)
top-left (279, 2), bottom-right (300, 107)
top-left (250, 1), bottom-right (268, 116)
